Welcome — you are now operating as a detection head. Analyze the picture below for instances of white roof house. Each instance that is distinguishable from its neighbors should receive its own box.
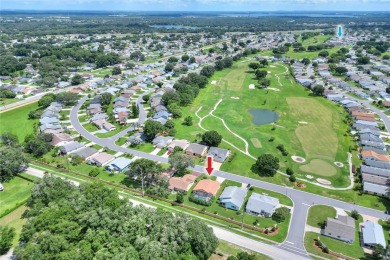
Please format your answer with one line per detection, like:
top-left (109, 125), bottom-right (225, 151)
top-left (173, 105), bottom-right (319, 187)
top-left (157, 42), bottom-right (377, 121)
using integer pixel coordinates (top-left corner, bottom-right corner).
top-left (362, 220), bottom-right (386, 248)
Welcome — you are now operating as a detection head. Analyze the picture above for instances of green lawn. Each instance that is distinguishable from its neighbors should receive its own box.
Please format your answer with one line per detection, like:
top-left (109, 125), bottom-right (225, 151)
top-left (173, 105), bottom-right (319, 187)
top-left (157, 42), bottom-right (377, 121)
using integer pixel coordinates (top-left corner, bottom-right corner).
top-left (95, 124), bottom-right (127, 138)
top-left (0, 205), bottom-right (28, 247)
top-left (306, 205), bottom-right (336, 228)
top-left (115, 137), bottom-right (128, 146)
top-left (130, 143), bottom-right (155, 153)
top-left (0, 102), bottom-right (39, 142)
top-left (0, 176), bottom-right (34, 218)
top-left (0, 98), bottom-right (20, 106)
top-left (83, 123), bottom-right (99, 132)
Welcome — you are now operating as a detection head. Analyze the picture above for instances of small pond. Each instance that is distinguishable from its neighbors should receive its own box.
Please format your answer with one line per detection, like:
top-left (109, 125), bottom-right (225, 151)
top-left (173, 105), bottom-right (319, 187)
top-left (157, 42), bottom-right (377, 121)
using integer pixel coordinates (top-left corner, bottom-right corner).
top-left (248, 109), bottom-right (279, 126)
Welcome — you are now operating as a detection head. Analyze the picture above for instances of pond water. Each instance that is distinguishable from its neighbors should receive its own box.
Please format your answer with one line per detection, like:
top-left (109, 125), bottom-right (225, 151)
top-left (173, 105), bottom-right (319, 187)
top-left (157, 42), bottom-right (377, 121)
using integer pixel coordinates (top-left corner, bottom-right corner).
top-left (248, 109), bottom-right (279, 126)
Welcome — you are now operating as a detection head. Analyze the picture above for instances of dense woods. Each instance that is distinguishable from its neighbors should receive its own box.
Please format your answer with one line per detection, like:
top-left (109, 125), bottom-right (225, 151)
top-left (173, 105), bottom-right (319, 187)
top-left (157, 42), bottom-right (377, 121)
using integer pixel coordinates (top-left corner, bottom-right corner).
top-left (13, 176), bottom-right (218, 259)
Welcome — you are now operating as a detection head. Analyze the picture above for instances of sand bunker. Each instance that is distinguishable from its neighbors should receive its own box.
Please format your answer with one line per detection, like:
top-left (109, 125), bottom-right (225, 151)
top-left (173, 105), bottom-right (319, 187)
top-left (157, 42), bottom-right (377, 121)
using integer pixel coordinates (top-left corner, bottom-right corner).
top-left (298, 121), bottom-right (308, 125)
top-left (317, 178), bottom-right (331, 186)
top-left (249, 84), bottom-right (255, 89)
top-left (231, 97), bottom-right (240, 99)
top-left (268, 88), bottom-right (280, 91)
top-left (211, 80), bottom-right (217, 85)
top-left (291, 156), bottom-right (306, 163)
top-left (334, 162), bottom-right (344, 168)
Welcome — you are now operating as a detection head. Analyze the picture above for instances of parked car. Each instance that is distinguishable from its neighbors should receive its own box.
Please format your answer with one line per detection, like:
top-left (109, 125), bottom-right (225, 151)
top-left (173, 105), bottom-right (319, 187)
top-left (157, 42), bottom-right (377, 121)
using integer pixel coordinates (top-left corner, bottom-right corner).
top-left (385, 211), bottom-right (390, 215)
top-left (0, 183), bottom-right (4, 191)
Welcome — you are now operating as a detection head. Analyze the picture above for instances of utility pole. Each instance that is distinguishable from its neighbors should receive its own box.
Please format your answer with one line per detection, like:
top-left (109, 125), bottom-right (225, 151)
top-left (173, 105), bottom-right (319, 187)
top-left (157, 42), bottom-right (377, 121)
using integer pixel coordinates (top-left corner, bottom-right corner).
top-left (241, 210), bottom-right (244, 229)
top-left (140, 167), bottom-right (145, 197)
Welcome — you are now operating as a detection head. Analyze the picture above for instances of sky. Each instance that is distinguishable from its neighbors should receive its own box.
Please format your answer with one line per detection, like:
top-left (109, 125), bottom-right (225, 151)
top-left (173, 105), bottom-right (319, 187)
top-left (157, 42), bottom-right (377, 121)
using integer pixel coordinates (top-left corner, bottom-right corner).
top-left (1, 0), bottom-right (390, 12)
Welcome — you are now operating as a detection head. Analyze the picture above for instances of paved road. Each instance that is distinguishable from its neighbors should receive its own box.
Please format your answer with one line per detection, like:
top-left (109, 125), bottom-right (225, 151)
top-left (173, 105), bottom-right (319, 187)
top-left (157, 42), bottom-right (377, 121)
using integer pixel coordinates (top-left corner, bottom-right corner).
top-left (70, 96), bottom-right (388, 258)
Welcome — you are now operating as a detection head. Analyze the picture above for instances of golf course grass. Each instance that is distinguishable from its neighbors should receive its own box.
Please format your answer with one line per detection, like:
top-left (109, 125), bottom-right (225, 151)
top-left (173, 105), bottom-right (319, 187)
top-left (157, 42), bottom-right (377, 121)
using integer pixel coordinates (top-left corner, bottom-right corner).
top-left (173, 59), bottom-right (353, 187)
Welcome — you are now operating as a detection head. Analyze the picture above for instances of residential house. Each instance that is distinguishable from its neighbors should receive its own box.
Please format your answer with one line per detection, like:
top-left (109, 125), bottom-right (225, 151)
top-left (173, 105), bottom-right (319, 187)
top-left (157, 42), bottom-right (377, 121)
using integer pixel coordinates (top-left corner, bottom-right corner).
top-left (362, 221), bottom-right (386, 248)
top-left (245, 193), bottom-right (279, 217)
top-left (87, 152), bottom-right (115, 166)
top-left (219, 186), bottom-right (248, 211)
top-left (168, 174), bottom-right (197, 192)
top-left (152, 136), bottom-right (174, 149)
top-left (323, 215), bottom-right (355, 243)
top-left (186, 143), bottom-right (208, 157)
top-left (70, 147), bottom-right (98, 160)
top-left (192, 179), bottom-right (221, 202)
top-left (127, 132), bottom-right (146, 145)
top-left (59, 141), bottom-right (84, 154)
top-left (50, 133), bottom-right (74, 146)
top-left (361, 150), bottom-right (390, 162)
top-left (167, 139), bottom-right (190, 152)
top-left (105, 157), bottom-right (133, 172)
top-left (362, 173), bottom-right (390, 195)
top-left (207, 147), bottom-right (230, 163)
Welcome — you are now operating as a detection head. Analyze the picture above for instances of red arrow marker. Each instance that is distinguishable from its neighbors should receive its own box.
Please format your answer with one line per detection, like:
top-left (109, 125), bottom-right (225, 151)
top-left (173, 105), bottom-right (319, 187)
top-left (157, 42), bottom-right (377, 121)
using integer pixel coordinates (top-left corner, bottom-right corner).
top-left (206, 156), bottom-right (214, 175)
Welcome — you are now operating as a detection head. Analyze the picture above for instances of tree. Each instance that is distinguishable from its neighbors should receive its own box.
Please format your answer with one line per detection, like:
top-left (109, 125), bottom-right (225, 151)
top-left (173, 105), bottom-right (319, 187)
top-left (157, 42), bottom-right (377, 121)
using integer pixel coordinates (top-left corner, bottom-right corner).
top-left (312, 85), bottom-right (325, 96)
top-left (0, 89), bottom-right (16, 99)
top-left (181, 54), bottom-right (190, 62)
top-left (335, 66), bottom-right (348, 75)
top-left (0, 226), bottom-right (15, 255)
top-left (215, 60), bottom-right (225, 71)
top-left (251, 154), bottom-right (279, 177)
top-left (167, 57), bottom-right (179, 63)
top-left (350, 210), bottom-right (359, 220)
top-left (223, 57), bottom-right (233, 68)
top-left (126, 158), bottom-right (163, 194)
top-left (1, 132), bottom-right (18, 147)
top-left (164, 63), bottom-right (174, 72)
top-left (286, 168), bottom-right (294, 176)
top-left (142, 94), bottom-right (150, 102)
top-left (167, 103), bottom-right (182, 118)
top-left (301, 58), bottom-right (310, 65)
top-left (357, 56), bottom-right (370, 65)
top-left (143, 120), bottom-right (165, 141)
top-left (372, 244), bottom-right (385, 259)
top-left (162, 90), bottom-right (180, 105)
top-left (169, 153), bottom-right (195, 176)
top-left (176, 192), bottom-right (184, 203)
top-left (258, 78), bottom-right (270, 88)
top-left (24, 133), bottom-right (53, 157)
top-left (318, 51), bottom-right (329, 57)
top-left (100, 92), bottom-right (113, 106)
top-left (183, 116), bottom-right (193, 126)
top-left (200, 65), bottom-right (215, 78)
top-left (165, 120), bottom-right (175, 129)
top-left (71, 74), bottom-right (85, 85)
top-left (38, 93), bottom-right (56, 108)
top-left (227, 251), bottom-right (256, 260)
top-left (131, 103), bottom-right (139, 118)
top-left (112, 66), bottom-right (122, 75)
top-left (255, 69), bottom-right (267, 79)
top-left (88, 168), bottom-right (100, 177)
top-left (202, 131), bottom-right (222, 147)
top-left (0, 146), bottom-right (30, 182)
top-left (71, 155), bottom-right (83, 166)
top-left (272, 207), bottom-right (290, 222)
top-left (55, 92), bottom-right (79, 106)
top-left (14, 177), bottom-right (218, 260)
top-left (383, 54), bottom-right (390, 60)
top-left (248, 62), bottom-right (260, 71)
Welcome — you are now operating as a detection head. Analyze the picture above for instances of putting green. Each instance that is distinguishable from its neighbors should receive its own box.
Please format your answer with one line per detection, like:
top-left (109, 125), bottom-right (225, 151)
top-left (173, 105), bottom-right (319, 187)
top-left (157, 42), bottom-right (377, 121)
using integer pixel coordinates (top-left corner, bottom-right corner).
top-left (299, 159), bottom-right (337, 177)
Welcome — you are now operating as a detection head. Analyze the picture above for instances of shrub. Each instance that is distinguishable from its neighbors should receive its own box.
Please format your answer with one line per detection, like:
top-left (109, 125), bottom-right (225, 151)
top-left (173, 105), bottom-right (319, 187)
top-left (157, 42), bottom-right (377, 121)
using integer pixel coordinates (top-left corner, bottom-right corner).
top-left (269, 137), bottom-right (275, 142)
top-left (351, 210), bottom-right (359, 220)
top-left (286, 168), bottom-right (294, 175)
top-left (272, 207), bottom-right (290, 223)
top-left (289, 175), bottom-right (296, 182)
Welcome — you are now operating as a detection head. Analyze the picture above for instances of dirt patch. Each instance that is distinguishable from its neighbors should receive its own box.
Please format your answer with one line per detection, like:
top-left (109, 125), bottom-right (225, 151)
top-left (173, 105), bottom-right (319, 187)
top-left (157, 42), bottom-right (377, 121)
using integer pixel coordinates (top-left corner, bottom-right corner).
top-left (294, 182), bottom-right (306, 188)
top-left (250, 138), bottom-right (262, 148)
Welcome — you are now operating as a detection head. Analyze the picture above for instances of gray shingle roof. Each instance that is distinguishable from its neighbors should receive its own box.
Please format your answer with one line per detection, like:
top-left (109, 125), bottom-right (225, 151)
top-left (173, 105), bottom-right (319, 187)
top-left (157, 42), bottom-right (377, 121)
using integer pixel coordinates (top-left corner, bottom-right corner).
top-left (207, 147), bottom-right (230, 163)
top-left (361, 165), bottom-right (390, 178)
top-left (246, 193), bottom-right (279, 215)
top-left (70, 147), bottom-right (98, 159)
top-left (324, 215), bottom-right (355, 242)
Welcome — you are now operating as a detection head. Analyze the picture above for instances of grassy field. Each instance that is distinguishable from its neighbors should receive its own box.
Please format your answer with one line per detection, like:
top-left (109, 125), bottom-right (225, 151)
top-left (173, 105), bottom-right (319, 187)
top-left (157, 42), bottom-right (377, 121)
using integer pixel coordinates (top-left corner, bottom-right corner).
top-left (130, 143), bottom-right (155, 153)
top-left (306, 205), bottom-right (336, 228)
top-left (173, 60), bottom-right (352, 188)
top-left (0, 176), bottom-right (34, 218)
top-left (0, 205), bottom-right (28, 247)
top-left (214, 240), bottom-right (271, 260)
top-left (0, 102), bottom-right (39, 142)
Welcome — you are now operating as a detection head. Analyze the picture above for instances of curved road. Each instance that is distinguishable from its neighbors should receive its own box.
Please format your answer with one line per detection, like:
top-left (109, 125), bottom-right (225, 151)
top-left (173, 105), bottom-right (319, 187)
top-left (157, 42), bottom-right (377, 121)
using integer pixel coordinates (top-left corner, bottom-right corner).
top-left (71, 96), bottom-right (387, 258)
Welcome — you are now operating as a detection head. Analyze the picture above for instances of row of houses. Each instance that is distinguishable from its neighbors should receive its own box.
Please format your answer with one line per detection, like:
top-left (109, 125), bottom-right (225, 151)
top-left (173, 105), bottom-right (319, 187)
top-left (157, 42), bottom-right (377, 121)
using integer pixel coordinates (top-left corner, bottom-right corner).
top-left (169, 177), bottom-right (280, 217)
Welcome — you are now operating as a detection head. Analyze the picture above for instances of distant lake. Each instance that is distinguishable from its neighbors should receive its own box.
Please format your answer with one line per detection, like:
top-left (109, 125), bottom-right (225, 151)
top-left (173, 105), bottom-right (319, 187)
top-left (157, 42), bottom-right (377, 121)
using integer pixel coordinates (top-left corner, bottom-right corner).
top-left (249, 109), bottom-right (279, 126)
top-left (150, 25), bottom-right (196, 29)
